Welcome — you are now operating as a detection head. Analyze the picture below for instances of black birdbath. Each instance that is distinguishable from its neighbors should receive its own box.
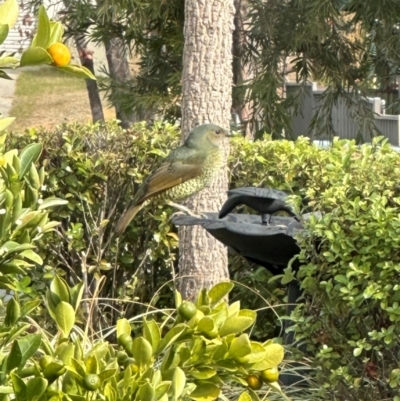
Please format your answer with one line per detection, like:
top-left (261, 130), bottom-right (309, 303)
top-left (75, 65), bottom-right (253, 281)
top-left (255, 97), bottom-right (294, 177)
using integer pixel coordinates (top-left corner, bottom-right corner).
top-left (172, 186), bottom-right (316, 387)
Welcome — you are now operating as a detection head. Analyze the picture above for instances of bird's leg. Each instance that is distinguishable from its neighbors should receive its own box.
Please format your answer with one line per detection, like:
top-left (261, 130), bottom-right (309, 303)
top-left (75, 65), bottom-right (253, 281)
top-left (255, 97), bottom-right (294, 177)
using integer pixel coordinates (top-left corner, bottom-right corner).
top-left (167, 201), bottom-right (205, 219)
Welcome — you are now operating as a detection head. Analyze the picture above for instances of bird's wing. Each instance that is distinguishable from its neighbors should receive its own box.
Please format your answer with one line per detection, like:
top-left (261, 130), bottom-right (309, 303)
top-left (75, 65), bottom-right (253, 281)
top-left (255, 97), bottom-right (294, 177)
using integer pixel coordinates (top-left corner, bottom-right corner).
top-left (134, 147), bottom-right (206, 204)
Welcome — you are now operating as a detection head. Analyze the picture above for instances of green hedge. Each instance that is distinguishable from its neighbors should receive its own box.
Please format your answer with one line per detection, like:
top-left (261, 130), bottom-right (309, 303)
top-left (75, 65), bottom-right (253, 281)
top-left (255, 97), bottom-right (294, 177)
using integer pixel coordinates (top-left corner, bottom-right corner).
top-left (9, 122), bottom-right (400, 399)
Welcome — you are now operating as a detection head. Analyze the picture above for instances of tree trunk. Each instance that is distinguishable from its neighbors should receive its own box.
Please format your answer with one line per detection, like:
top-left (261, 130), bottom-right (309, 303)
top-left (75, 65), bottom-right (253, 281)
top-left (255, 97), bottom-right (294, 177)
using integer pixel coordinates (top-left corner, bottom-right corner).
top-left (232, 0), bottom-right (253, 138)
top-left (178, 0), bottom-right (235, 299)
top-left (75, 36), bottom-right (105, 123)
top-left (104, 37), bottom-right (135, 128)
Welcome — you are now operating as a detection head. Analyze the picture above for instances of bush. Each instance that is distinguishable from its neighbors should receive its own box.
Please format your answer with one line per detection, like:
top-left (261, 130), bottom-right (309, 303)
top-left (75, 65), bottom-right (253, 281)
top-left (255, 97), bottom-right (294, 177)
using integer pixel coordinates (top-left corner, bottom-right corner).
top-left (0, 125), bottom-right (287, 401)
top-left (231, 135), bottom-right (400, 400)
top-left (10, 121), bottom-right (400, 399)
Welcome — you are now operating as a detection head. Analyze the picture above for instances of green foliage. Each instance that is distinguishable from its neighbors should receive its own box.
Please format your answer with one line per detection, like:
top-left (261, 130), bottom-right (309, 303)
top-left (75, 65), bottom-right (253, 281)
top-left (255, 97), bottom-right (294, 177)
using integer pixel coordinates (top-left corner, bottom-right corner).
top-left (0, 279), bottom-right (286, 401)
top-left (0, 0), bottom-right (94, 81)
top-left (230, 134), bottom-right (400, 400)
top-left (8, 122), bottom-right (182, 320)
top-left (0, 133), bottom-right (66, 294)
top-left (59, 0), bottom-right (400, 137)
top-left (9, 120), bottom-right (400, 399)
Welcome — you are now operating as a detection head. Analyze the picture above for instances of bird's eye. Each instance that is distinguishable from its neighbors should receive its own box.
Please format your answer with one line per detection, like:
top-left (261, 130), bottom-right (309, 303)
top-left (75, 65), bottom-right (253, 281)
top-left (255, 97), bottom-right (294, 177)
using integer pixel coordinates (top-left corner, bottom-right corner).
top-left (215, 130), bottom-right (221, 135)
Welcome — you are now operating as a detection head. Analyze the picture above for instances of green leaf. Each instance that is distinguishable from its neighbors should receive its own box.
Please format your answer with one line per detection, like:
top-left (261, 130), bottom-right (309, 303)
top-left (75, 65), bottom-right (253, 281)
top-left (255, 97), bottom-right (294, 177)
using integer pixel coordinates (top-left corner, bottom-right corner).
top-left (219, 315), bottom-right (254, 337)
top-left (208, 282), bottom-right (234, 306)
top-left (155, 382), bottom-right (170, 400)
top-left (26, 377), bottom-right (47, 401)
top-left (43, 361), bottom-right (65, 378)
top-left (55, 302), bottom-right (75, 336)
top-left (48, 20), bottom-right (64, 45)
top-left (20, 47), bottom-right (52, 67)
top-left (98, 368), bottom-right (117, 382)
top-left (0, 69), bottom-right (12, 79)
top-left (4, 297), bottom-right (19, 326)
top-left (10, 373), bottom-right (26, 399)
top-left (190, 368), bottom-right (217, 380)
top-left (0, 262), bottom-right (25, 275)
top-left (0, 386), bottom-right (13, 394)
top-left (250, 343), bottom-right (284, 370)
top-left (85, 355), bottom-right (98, 375)
top-left (155, 325), bottom-right (186, 356)
top-left (0, 0), bottom-right (18, 28)
top-left (18, 143), bottom-right (43, 180)
top-left (56, 342), bottom-right (74, 365)
top-left (0, 24), bottom-right (9, 45)
top-left (37, 197), bottom-right (68, 210)
top-left (69, 282), bottom-right (84, 311)
top-left (187, 383), bottom-right (220, 401)
top-left (229, 334), bottom-right (252, 359)
top-left (130, 337), bottom-right (152, 368)
top-left (172, 367), bottom-right (185, 400)
top-left (143, 320), bottom-right (161, 352)
top-left (6, 340), bottom-right (22, 371)
top-left (18, 334), bottom-right (42, 367)
top-left (58, 64), bottom-right (96, 80)
top-left (5, 323), bottom-right (29, 344)
top-left (50, 275), bottom-right (70, 304)
top-left (0, 55), bottom-right (18, 67)
top-left (20, 299), bottom-right (40, 319)
top-left (116, 318), bottom-right (131, 338)
top-left (198, 316), bottom-right (215, 334)
top-left (20, 250), bottom-right (43, 265)
top-left (31, 5), bottom-right (50, 48)
top-left (136, 382), bottom-right (155, 401)
top-left (0, 117), bottom-right (15, 132)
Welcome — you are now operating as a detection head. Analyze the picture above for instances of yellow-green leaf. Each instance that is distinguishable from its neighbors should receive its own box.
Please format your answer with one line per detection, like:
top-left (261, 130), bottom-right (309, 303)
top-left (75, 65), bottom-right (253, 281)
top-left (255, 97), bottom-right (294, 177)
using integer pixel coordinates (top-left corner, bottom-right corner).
top-left (31, 5), bottom-right (50, 48)
top-left (54, 301), bottom-right (75, 336)
top-left (0, 0), bottom-right (18, 28)
top-left (20, 47), bottom-right (52, 67)
top-left (58, 64), bottom-right (96, 80)
top-left (187, 383), bottom-right (220, 401)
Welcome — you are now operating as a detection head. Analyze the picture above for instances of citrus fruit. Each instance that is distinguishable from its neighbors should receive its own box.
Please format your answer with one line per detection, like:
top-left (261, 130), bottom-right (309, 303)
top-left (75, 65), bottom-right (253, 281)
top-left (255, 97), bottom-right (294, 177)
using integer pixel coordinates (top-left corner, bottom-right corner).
top-left (47, 42), bottom-right (71, 67)
top-left (117, 333), bottom-right (132, 348)
top-left (178, 301), bottom-right (197, 320)
top-left (117, 351), bottom-right (128, 365)
top-left (246, 375), bottom-right (263, 390)
top-left (260, 366), bottom-right (279, 383)
top-left (83, 374), bottom-right (101, 391)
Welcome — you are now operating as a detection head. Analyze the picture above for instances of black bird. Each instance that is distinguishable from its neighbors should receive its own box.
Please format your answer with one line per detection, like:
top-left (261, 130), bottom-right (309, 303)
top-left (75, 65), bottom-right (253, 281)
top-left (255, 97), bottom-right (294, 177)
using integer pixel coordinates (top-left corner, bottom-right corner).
top-left (219, 187), bottom-right (299, 224)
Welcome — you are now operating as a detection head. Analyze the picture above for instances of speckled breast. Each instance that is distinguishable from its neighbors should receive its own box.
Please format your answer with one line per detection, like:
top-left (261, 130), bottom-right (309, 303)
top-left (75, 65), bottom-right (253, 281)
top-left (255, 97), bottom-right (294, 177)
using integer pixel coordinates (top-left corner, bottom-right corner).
top-left (159, 148), bottom-right (223, 202)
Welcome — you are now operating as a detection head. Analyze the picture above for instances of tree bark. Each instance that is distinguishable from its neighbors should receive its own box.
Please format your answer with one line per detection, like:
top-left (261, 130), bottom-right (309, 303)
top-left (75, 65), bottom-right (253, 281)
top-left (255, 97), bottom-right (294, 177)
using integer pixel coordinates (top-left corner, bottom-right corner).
top-left (178, 0), bottom-right (235, 299)
top-left (232, 0), bottom-right (253, 138)
top-left (104, 37), bottom-right (136, 128)
top-left (75, 36), bottom-right (105, 123)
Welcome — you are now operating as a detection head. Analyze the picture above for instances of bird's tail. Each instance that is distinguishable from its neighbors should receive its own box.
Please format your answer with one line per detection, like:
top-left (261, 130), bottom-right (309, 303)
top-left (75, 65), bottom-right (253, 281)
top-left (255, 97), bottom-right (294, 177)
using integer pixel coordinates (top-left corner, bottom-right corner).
top-left (115, 203), bottom-right (143, 236)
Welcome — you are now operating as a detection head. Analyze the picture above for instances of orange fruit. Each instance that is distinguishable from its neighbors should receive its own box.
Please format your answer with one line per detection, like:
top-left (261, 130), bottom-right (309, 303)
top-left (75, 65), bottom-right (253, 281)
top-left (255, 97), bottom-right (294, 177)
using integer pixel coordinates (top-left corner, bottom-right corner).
top-left (260, 367), bottom-right (279, 383)
top-left (246, 375), bottom-right (263, 390)
top-left (47, 43), bottom-right (71, 67)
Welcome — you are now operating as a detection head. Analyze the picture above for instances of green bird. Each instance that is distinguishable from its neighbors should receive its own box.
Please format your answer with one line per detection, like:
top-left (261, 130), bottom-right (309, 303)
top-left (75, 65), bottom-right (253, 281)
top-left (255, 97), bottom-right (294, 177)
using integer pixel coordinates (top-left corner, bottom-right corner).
top-left (115, 123), bottom-right (230, 235)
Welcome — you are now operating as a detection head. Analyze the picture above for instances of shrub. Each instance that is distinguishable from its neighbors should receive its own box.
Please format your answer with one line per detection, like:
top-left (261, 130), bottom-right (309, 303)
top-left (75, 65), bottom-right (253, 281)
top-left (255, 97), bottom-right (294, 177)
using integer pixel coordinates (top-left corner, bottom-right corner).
top-left (10, 121), bottom-right (400, 399)
top-left (231, 135), bottom-right (400, 400)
